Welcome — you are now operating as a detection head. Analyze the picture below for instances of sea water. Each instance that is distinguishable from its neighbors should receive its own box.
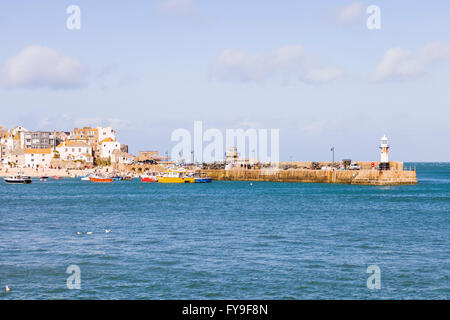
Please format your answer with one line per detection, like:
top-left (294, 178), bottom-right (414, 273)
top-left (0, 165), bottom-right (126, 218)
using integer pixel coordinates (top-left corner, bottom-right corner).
top-left (0, 163), bottom-right (448, 299)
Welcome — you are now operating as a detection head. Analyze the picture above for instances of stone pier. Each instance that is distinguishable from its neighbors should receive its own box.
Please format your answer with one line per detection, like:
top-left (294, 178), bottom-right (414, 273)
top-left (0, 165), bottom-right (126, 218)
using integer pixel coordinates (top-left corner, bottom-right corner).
top-left (202, 167), bottom-right (417, 186)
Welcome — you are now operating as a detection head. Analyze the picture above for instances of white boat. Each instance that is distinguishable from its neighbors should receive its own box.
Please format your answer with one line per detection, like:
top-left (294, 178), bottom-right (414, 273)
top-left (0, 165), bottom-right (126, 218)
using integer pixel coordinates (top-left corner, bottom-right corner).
top-left (81, 175), bottom-right (91, 181)
top-left (4, 175), bottom-right (33, 184)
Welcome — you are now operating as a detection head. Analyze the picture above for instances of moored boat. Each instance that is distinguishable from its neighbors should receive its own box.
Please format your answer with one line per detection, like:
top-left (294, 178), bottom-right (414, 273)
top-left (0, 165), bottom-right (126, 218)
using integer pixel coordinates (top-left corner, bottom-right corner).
top-left (89, 175), bottom-right (113, 183)
top-left (192, 173), bottom-right (213, 183)
top-left (157, 170), bottom-right (195, 183)
top-left (4, 175), bottom-right (32, 184)
top-left (140, 172), bottom-right (158, 182)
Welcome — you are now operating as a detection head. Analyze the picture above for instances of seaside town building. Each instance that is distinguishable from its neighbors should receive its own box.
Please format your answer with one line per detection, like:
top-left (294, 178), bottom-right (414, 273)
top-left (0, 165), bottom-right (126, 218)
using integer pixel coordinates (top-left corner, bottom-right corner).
top-left (0, 144), bottom-right (8, 164)
top-left (226, 147), bottom-right (239, 165)
top-left (111, 150), bottom-right (134, 165)
top-left (24, 148), bottom-right (53, 169)
top-left (56, 141), bottom-right (94, 163)
top-left (9, 148), bottom-right (25, 167)
top-left (225, 146), bottom-right (257, 168)
top-left (97, 126), bottom-right (116, 141)
top-left (24, 131), bottom-right (59, 150)
top-left (138, 151), bottom-right (159, 162)
top-left (0, 124), bottom-right (140, 168)
top-left (55, 131), bottom-right (70, 142)
top-left (10, 126), bottom-right (28, 149)
top-left (137, 151), bottom-right (170, 164)
top-left (68, 126), bottom-right (121, 160)
top-left (99, 138), bottom-right (121, 159)
top-left (1, 132), bottom-right (15, 150)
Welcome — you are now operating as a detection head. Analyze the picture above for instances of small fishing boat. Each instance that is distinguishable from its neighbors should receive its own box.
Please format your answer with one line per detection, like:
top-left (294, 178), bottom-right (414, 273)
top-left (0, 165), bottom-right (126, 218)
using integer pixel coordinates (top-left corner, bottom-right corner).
top-left (157, 170), bottom-right (195, 183)
top-left (53, 176), bottom-right (63, 180)
top-left (191, 172), bottom-right (213, 183)
top-left (113, 176), bottom-right (123, 181)
top-left (89, 174), bottom-right (113, 183)
top-left (4, 175), bottom-right (32, 184)
top-left (122, 176), bottom-right (133, 181)
top-left (140, 172), bottom-right (158, 182)
top-left (81, 175), bottom-right (91, 181)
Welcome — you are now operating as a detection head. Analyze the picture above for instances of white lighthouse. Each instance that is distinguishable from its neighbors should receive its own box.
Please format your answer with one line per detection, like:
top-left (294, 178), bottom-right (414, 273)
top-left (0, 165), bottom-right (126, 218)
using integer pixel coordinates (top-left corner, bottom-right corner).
top-left (379, 134), bottom-right (390, 170)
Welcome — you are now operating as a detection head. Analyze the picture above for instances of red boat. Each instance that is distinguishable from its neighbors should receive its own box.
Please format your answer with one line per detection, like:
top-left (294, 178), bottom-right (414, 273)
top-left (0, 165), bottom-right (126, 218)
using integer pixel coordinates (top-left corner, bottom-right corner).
top-left (89, 175), bottom-right (113, 183)
top-left (140, 173), bottom-right (157, 182)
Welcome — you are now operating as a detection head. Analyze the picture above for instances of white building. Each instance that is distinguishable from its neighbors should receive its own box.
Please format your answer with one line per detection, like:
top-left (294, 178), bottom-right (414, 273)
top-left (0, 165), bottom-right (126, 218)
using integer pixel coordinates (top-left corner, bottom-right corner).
top-left (0, 132), bottom-right (15, 151)
top-left (97, 126), bottom-right (116, 141)
top-left (24, 148), bottom-right (54, 169)
top-left (11, 126), bottom-right (28, 149)
top-left (226, 146), bottom-right (239, 164)
top-left (99, 138), bottom-right (121, 159)
top-left (225, 146), bottom-right (257, 168)
top-left (56, 141), bottom-right (93, 163)
top-left (111, 150), bottom-right (134, 164)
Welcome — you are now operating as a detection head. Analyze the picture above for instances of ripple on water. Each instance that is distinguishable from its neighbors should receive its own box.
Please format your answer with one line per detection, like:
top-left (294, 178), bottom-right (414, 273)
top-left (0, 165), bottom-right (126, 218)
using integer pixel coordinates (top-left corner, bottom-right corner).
top-left (0, 165), bottom-right (449, 299)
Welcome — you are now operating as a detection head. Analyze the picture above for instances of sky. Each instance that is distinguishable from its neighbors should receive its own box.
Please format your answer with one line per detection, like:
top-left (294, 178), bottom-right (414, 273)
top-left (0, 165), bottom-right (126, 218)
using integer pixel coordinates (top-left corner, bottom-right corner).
top-left (0, 0), bottom-right (449, 161)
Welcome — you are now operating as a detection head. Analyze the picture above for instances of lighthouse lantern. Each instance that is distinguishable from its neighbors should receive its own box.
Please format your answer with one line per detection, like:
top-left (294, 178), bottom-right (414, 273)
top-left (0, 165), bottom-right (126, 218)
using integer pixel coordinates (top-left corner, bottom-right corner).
top-left (379, 134), bottom-right (390, 170)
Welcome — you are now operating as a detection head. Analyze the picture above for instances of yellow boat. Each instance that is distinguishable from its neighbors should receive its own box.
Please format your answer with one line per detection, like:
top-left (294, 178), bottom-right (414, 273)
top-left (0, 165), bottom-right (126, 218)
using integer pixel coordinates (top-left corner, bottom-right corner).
top-left (157, 170), bottom-right (195, 183)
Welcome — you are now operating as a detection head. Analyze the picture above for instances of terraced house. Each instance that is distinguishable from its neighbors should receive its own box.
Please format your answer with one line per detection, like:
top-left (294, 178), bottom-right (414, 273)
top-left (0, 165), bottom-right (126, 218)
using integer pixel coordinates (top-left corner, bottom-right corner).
top-left (24, 131), bottom-right (58, 149)
top-left (56, 141), bottom-right (94, 163)
top-left (24, 148), bottom-right (53, 168)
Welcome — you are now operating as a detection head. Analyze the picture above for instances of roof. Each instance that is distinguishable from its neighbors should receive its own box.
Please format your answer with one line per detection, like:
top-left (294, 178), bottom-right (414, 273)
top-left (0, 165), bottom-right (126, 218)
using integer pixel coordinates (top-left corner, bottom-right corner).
top-left (99, 138), bottom-right (115, 144)
top-left (25, 148), bottom-right (52, 154)
top-left (57, 141), bottom-right (90, 148)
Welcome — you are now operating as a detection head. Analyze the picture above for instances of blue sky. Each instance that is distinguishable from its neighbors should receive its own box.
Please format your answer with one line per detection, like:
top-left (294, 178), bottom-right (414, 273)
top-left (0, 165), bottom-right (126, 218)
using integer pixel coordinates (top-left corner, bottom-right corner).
top-left (1, 1), bottom-right (449, 161)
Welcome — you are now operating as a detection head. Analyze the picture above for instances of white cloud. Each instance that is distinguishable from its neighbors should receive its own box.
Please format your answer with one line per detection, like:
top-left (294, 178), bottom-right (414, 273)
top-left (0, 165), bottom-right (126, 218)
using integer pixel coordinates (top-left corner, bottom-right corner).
top-left (335, 2), bottom-right (365, 25)
top-left (210, 45), bottom-right (344, 84)
top-left (0, 45), bottom-right (88, 89)
top-left (157, 0), bottom-right (196, 15)
top-left (373, 42), bottom-right (450, 81)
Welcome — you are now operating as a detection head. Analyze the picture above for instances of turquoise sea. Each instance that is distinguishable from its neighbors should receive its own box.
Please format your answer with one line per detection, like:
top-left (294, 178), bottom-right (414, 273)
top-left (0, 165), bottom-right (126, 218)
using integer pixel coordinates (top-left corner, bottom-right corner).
top-left (0, 163), bottom-right (448, 299)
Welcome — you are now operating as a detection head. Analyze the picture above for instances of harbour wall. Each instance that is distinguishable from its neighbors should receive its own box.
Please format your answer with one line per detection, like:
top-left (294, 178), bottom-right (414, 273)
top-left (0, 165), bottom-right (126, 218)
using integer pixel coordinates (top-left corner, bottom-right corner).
top-left (202, 168), bottom-right (417, 185)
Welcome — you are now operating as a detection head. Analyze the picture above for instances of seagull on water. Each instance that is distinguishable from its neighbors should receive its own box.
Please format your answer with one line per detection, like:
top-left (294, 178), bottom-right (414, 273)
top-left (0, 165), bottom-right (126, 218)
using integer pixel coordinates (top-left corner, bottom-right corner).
top-left (76, 232), bottom-right (82, 235)
top-left (86, 232), bottom-right (93, 235)
top-left (105, 229), bottom-right (111, 233)
top-left (5, 286), bottom-right (11, 292)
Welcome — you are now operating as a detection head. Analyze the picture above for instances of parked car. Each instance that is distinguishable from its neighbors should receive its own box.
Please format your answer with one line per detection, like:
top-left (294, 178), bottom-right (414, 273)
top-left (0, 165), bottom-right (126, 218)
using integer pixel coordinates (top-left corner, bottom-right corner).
top-left (348, 162), bottom-right (361, 170)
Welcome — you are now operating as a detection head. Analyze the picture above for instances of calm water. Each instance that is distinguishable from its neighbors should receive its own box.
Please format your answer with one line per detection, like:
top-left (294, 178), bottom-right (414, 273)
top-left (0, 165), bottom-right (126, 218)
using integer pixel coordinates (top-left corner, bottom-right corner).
top-left (0, 163), bottom-right (449, 299)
